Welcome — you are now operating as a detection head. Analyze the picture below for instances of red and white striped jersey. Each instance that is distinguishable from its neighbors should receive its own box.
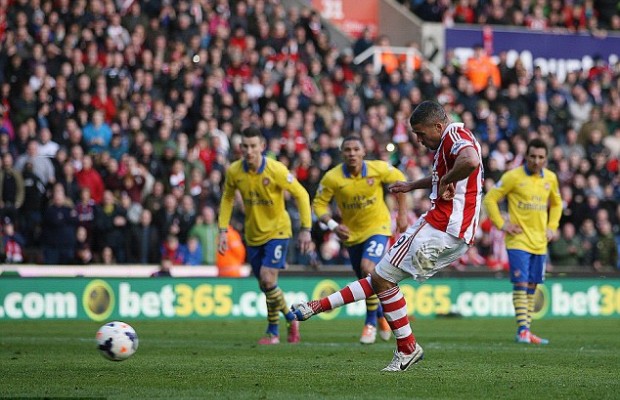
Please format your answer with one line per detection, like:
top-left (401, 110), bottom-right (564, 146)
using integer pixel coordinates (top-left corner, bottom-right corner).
top-left (422, 123), bottom-right (483, 245)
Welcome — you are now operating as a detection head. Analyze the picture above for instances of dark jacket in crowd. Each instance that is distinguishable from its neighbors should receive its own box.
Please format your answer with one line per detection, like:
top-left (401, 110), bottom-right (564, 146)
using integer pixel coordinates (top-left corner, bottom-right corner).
top-left (41, 203), bottom-right (78, 248)
top-left (128, 223), bottom-right (161, 264)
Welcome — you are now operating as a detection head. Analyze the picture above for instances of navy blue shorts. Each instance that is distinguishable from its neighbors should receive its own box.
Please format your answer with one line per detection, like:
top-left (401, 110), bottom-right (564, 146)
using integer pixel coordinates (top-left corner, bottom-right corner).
top-left (347, 235), bottom-right (390, 278)
top-left (247, 239), bottom-right (289, 277)
top-left (507, 249), bottom-right (546, 284)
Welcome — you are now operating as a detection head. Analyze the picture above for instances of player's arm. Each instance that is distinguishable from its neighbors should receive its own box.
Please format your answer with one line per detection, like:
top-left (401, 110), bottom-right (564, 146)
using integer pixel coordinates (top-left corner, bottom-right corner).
top-left (312, 175), bottom-right (334, 225)
top-left (313, 175), bottom-right (350, 240)
top-left (546, 174), bottom-right (563, 241)
top-left (389, 176), bottom-right (432, 193)
top-left (483, 171), bottom-right (517, 233)
top-left (382, 163), bottom-right (408, 233)
top-left (394, 192), bottom-right (408, 233)
top-left (278, 167), bottom-right (313, 254)
top-left (439, 146), bottom-right (478, 191)
top-left (217, 168), bottom-right (237, 253)
top-left (287, 179), bottom-right (312, 231)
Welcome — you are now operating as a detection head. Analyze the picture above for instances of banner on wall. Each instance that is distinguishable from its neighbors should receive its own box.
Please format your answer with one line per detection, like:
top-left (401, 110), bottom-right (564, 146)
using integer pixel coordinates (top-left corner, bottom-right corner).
top-left (1, 277), bottom-right (619, 320)
top-left (445, 26), bottom-right (620, 82)
top-left (311, 0), bottom-right (378, 38)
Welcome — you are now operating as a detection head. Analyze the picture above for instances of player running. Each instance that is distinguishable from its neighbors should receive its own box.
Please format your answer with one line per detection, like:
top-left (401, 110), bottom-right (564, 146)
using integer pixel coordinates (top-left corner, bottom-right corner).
top-left (218, 127), bottom-right (312, 345)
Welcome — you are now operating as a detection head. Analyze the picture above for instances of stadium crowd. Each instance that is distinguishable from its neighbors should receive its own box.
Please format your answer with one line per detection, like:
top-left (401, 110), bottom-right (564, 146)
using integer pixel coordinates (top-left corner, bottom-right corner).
top-left (409, 0), bottom-right (620, 32)
top-left (0, 0), bottom-right (618, 272)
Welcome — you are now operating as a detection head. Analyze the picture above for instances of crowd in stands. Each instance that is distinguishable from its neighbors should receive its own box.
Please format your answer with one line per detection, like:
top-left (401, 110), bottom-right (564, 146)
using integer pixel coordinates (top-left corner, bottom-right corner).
top-left (408, 0), bottom-right (620, 33)
top-left (0, 0), bottom-right (618, 273)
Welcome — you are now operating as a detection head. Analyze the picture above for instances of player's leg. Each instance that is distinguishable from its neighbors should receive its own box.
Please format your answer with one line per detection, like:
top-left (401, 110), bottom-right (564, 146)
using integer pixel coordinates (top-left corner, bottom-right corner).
top-left (346, 243), bottom-right (376, 343)
top-left (247, 245), bottom-right (279, 344)
top-left (292, 219), bottom-right (434, 321)
top-left (526, 284), bottom-right (535, 330)
top-left (371, 266), bottom-right (418, 362)
top-left (526, 254), bottom-right (548, 345)
top-left (291, 274), bottom-right (376, 320)
top-left (361, 236), bottom-right (392, 342)
top-left (255, 239), bottom-right (299, 344)
top-left (376, 221), bottom-right (467, 371)
top-left (508, 249), bottom-right (531, 343)
top-left (351, 236), bottom-right (391, 344)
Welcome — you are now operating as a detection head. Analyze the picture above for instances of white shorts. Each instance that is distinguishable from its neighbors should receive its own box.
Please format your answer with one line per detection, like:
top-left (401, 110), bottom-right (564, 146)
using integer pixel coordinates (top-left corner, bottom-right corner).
top-left (375, 218), bottom-right (468, 283)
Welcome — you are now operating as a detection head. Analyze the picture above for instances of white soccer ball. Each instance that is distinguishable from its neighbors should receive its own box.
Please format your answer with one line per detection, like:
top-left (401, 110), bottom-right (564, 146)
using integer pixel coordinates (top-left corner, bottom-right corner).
top-left (96, 321), bottom-right (139, 361)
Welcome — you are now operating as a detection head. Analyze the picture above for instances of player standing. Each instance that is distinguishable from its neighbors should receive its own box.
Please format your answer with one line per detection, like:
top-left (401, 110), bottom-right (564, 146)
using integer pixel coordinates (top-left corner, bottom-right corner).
top-left (292, 101), bottom-right (484, 371)
top-left (483, 138), bottom-right (561, 345)
top-left (218, 127), bottom-right (313, 344)
top-left (313, 135), bottom-right (408, 344)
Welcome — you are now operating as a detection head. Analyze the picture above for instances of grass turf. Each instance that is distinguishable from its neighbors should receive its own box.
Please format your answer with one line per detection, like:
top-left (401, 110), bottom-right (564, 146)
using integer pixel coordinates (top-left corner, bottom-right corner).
top-left (0, 318), bottom-right (618, 399)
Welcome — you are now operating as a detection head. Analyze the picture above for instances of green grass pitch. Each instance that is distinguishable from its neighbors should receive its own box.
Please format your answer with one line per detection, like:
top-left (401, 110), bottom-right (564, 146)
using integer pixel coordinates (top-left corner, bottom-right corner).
top-left (1, 319), bottom-right (618, 399)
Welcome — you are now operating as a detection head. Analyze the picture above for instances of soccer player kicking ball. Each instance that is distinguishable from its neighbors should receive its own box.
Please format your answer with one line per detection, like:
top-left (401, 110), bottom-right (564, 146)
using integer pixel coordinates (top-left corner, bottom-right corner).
top-left (218, 127), bottom-right (313, 345)
top-left (313, 135), bottom-right (409, 344)
top-left (292, 101), bottom-right (484, 371)
top-left (483, 138), bottom-right (561, 345)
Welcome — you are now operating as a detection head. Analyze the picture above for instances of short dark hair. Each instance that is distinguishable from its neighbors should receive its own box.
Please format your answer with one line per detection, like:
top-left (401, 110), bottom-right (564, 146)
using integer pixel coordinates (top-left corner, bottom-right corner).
top-left (409, 100), bottom-right (448, 127)
top-left (527, 138), bottom-right (548, 155)
top-left (241, 126), bottom-right (263, 140)
top-left (340, 135), bottom-right (363, 150)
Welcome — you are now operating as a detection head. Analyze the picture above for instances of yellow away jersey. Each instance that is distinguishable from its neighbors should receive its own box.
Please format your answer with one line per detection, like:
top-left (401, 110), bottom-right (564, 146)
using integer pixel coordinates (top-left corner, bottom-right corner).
top-left (483, 165), bottom-right (562, 254)
top-left (218, 157), bottom-right (311, 246)
top-left (313, 160), bottom-right (405, 246)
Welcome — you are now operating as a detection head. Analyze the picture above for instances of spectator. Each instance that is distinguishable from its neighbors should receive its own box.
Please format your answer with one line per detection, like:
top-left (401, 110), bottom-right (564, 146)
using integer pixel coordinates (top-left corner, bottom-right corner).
top-left (568, 86), bottom-right (593, 132)
top-left (464, 44), bottom-right (501, 93)
top-left (37, 128), bottom-right (60, 158)
top-left (376, 35), bottom-right (400, 75)
top-left (1, 218), bottom-right (25, 264)
top-left (594, 219), bottom-right (618, 271)
top-left (76, 155), bottom-right (105, 204)
top-left (14, 139), bottom-right (56, 187)
top-left (58, 161), bottom-right (81, 204)
top-left (154, 193), bottom-right (181, 239)
top-left (413, 0), bottom-right (448, 22)
top-left (0, 152), bottom-right (25, 223)
top-left (143, 180), bottom-right (166, 216)
top-left (151, 258), bottom-right (173, 277)
top-left (19, 161), bottom-right (47, 246)
top-left (549, 222), bottom-right (583, 267)
top-left (83, 110), bottom-right (113, 154)
top-left (189, 205), bottom-right (219, 265)
top-left (181, 236), bottom-right (203, 266)
top-left (128, 209), bottom-right (161, 265)
top-left (579, 219), bottom-right (599, 268)
top-left (161, 234), bottom-right (184, 266)
top-left (74, 226), bottom-right (93, 265)
top-left (41, 184), bottom-right (77, 264)
top-left (353, 28), bottom-right (374, 61)
top-left (94, 190), bottom-right (128, 263)
top-left (75, 187), bottom-right (96, 239)
top-left (100, 246), bottom-right (117, 265)
top-left (216, 224), bottom-right (247, 277)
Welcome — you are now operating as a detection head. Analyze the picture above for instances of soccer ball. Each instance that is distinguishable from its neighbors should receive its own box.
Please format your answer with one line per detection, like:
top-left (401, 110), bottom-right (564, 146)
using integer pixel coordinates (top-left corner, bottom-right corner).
top-left (96, 321), bottom-right (139, 361)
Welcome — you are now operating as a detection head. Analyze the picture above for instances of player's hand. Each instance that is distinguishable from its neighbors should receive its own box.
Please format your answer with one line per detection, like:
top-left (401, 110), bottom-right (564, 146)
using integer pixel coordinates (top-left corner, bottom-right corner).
top-left (502, 223), bottom-right (523, 235)
top-left (298, 229), bottom-right (312, 254)
top-left (389, 181), bottom-right (414, 193)
top-left (546, 228), bottom-right (557, 242)
top-left (396, 213), bottom-right (408, 233)
top-left (217, 231), bottom-right (228, 254)
top-left (334, 224), bottom-right (350, 241)
top-left (438, 178), bottom-right (455, 201)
